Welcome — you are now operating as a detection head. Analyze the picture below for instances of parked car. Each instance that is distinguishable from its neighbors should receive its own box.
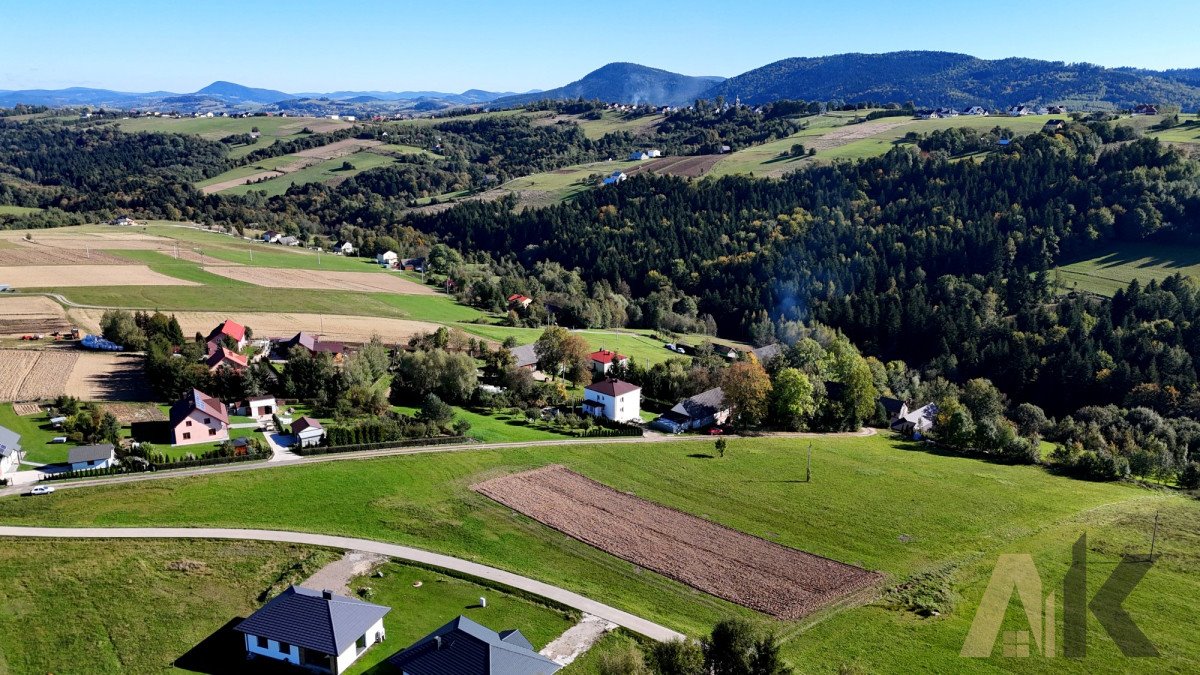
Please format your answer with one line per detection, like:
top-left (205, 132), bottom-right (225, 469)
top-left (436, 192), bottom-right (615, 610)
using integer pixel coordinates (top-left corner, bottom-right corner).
top-left (708, 427), bottom-right (725, 435)
top-left (50, 436), bottom-right (67, 443)
top-left (29, 486), bottom-right (55, 496)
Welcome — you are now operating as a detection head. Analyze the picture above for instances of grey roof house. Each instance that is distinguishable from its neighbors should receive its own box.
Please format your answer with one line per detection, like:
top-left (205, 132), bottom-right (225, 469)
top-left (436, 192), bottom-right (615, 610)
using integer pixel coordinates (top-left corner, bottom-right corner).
top-left (67, 444), bottom-right (115, 472)
top-left (0, 425), bottom-right (21, 475)
top-left (235, 585), bottom-right (390, 674)
top-left (509, 343), bottom-right (539, 370)
top-left (650, 387), bottom-right (731, 433)
top-left (387, 615), bottom-right (560, 675)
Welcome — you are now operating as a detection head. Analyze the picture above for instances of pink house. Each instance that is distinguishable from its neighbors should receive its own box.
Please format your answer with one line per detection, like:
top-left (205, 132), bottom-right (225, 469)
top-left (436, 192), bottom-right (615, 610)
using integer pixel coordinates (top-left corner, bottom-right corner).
top-left (169, 389), bottom-right (230, 446)
top-left (206, 346), bottom-right (249, 372)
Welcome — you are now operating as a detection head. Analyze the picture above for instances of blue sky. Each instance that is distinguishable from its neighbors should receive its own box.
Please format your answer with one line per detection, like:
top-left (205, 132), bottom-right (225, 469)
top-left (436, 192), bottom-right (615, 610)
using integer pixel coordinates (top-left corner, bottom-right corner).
top-left (2, 0), bottom-right (1198, 93)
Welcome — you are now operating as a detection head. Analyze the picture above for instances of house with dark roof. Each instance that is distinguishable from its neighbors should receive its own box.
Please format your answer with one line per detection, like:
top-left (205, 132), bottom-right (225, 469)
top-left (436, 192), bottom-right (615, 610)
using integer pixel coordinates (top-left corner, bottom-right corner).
top-left (235, 585), bottom-right (390, 674)
top-left (751, 343), bottom-right (783, 364)
top-left (509, 343), bottom-right (539, 371)
top-left (1042, 119), bottom-right (1067, 133)
top-left (891, 403), bottom-right (938, 438)
top-left (588, 349), bottom-right (627, 374)
top-left (169, 388), bottom-right (230, 446)
top-left (67, 443), bottom-right (115, 471)
top-left (0, 425), bottom-right (22, 476)
top-left (387, 615), bottom-right (560, 675)
top-left (583, 379), bottom-right (641, 422)
top-left (650, 387), bottom-right (730, 433)
top-left (331, 241), bottom-right (356, 255)
top-left (878, 397), bottom-right (909, 426)
top-left (291, 417), bottom-right (325, 447)
top-left (282, 331), bottom-right (346, 358)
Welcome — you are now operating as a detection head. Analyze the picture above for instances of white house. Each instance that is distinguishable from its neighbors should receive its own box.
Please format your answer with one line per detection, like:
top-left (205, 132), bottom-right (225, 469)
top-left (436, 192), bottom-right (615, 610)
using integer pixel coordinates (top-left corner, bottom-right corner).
top-left (628, 151), bottom-right (650, 161)
top-left (291, 417), bottom-right (325, 447)
top-left (67, 444), bottom-right (116, 472)
top-left (1007, 105), bottom-right (1033, 117)
top-left (262, 230), bottom-right (282, 243)
top-left (602, 171), bottom-right (627, 186)
top-left (0, 425), bottom-right (22, 477)
top-left (235, 586), bottom-right (390, 675)
top-left (377, 250), bottom-right (398, 267)
top-left (891, 403), bottom-right (938, 438)
top-left (646, 148), bottom-right (662, 157)
top-left (237, 395), bottom-right (277, 419)
top-left (331, 240), bottom-right (356, 255)
top-left (588, 349), bottom-right (628, 374)
top-left (965, 106), bottom-right (988, 116)
top-left (582, 379), bottom-right (641, 423)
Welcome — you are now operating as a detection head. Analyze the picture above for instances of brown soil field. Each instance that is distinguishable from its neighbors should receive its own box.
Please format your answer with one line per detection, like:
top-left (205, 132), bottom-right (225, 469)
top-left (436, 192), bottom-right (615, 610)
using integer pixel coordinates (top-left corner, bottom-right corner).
top-left (200, 170), bottom-right (286, 195)
top-left (70, 309), bottom-right (445, 345)
top-left (101, 402), bottom-right (166, 423)
top-left (201, 267), bottom-right (435, 294)
top-left (0, 265), bottom-right (198, 288)
top-left (0, 296), bottom-right (72, 337)
top-left (628, 155), bottom-right (721, 178)
top-left (65, 352), bottom-right (150, 401)
top-left (1, 230), bottom-right (177, 250)
top-left (474, 465), bottom-right (882, 619)
top-left (806, 118), bottom-right (915, 151)
top-left (0, 248), bottom-right (130, 266)
top-left (293, 138), bottom-right (382, 160)
top-left (0, 349), bottom-right (79, 401)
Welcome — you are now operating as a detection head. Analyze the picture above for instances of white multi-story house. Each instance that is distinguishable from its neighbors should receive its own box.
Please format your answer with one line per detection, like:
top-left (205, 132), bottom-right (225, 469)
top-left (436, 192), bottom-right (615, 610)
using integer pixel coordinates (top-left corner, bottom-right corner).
top-left (582, 379), bottom-right (641, 422)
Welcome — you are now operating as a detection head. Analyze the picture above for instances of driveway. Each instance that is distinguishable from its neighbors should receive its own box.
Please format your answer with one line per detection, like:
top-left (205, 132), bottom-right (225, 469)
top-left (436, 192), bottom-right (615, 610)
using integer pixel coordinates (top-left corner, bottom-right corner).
top-left (264, 431), bottom-right (301, 462)
top-left (0, 526), bottom-right (685, 643)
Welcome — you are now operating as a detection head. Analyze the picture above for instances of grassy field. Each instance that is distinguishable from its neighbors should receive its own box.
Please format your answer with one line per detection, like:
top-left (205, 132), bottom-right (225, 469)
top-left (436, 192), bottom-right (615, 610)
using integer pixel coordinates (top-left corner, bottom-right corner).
top-left (495, 158), bottom-right (645, 207)
top-left (565, 110), bottom-right (664, 140)
top-left (0, 402), bottom-right (63, 464)
top-left (221, 150), bottom-right (398, 197)
top-left (1056, 241), bottom-right (1200, 296)
top-left (0, 538), bottom-right (335, 674)
top-left (194, 153), bottom-right (304, 188)
top-left (393, 403), bottom-right (577, 443)
top-left (2, 434), bottom-right (1194, 671)
top-left (456, 323), bottom-right (738, 366)
top-left (344, 560), bottom-right (576, 674)
top-left (0, 204), bottom-right (42, 216)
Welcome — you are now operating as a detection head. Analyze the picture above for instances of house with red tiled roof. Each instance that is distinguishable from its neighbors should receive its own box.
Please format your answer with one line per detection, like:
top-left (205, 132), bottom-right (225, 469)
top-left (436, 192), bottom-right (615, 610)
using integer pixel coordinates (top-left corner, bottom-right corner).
top-left (588, 348), bottom-right (628, 374)
top-left (583, 378), bottom-right (641, 422)
top-left (206, 346), bottom-right (248, 372)
top-left (169, 388), bottom-right (230, 446)
top-left (507, 293), bottom-right (532, 309)
top-left (207, 319), bottom-right (247, 354)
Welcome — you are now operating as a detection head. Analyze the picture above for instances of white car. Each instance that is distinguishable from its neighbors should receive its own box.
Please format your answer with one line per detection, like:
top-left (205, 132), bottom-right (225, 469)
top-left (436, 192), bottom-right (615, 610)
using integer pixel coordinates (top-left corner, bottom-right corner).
top-left (29, 485), bottom-right (55, 496)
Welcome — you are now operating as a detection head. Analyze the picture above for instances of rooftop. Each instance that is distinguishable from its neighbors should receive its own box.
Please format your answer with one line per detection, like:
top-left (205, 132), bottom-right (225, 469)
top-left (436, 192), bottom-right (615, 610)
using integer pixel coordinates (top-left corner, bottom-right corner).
top-left (387, 615), bottom-right (560, 675)
top-left (67, 443), bottom-right (115, 464)
top-left (235, 585), bottom-right (391, 656)
top-left (585, 378), bottom-right (640, 397)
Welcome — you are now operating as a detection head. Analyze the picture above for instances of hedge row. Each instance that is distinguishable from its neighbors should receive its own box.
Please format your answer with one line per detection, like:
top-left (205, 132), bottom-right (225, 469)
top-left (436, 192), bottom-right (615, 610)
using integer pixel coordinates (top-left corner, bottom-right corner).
top-left (575, 426), bottom-right (643, 438)
top-left (293, 435), bottom-right (476, 456)
top-left (41, 452), bottom-right (270, 482)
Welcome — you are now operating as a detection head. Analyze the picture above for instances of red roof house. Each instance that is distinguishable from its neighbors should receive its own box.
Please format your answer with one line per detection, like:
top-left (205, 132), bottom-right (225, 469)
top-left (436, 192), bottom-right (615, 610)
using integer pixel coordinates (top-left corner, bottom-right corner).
top-left (589, 348), bottom-right (628, 373)
top-left (206, 346), bottom-right (249, 372)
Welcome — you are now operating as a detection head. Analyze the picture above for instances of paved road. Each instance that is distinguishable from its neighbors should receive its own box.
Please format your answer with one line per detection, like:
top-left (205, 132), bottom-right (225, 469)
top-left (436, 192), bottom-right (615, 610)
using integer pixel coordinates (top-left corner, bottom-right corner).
top-left (0, 526), bottom-right (686, 643)
top-left (0, 429), bottom-right (875, 498)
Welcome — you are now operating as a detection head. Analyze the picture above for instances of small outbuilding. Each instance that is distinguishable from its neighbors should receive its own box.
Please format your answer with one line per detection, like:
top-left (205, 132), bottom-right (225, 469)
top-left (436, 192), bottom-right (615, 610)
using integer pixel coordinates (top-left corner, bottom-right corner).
top-left (291, 417), bottom-right (325, 447)
top-left (67, 444), bottom-right (116, 472)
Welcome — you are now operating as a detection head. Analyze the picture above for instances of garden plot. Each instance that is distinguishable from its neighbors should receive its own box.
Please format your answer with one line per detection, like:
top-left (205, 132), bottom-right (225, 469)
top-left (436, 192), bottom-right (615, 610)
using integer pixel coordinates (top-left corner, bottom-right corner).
top-left (0, 349), bottom-right (79, 401)
top-left (0, 264), bottom-right (198, 287)
top-left (474, 465), bottom-right (882, 619)
top-left (0, 296), bottom-right (72, 337)
top-left (0, 249), bottom-right (129, 266)
top-left (65, 352), bottom-right (151, 401)
top-left (202, 267), bottom-right (435, 294)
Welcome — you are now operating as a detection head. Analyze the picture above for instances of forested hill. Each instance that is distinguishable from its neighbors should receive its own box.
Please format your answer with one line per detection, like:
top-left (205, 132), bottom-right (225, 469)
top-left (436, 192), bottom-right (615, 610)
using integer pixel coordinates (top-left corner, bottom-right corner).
top-left (491, 63), bottom-right (725, 108)
top-left (700, 51), bottom-right (1200, 109)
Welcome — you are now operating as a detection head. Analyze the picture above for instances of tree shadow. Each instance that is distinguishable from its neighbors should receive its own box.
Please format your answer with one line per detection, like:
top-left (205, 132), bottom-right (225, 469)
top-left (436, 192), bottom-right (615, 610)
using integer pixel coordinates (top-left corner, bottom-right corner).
top-left (687, 453), bottom-right (715, 459)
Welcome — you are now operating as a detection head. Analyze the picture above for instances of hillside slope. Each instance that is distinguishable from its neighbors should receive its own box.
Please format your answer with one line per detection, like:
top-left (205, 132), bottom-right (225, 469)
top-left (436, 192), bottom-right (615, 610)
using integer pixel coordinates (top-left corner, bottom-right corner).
top-left (702, 51), bottom-right (1200, 109)
top-left (493, 62), bottom-right (724, 107)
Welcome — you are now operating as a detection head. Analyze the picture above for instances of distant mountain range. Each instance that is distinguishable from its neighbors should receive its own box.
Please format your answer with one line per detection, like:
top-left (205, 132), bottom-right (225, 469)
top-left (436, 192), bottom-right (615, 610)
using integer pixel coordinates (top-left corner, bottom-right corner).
top-left (490, 63), bottom-right (724, 108)
top-left (701, 52), bottom-right (1200, 109)
top-left (4, 51), bottom-right (1199, 113)
top-left (0, 81), bottom-right (533, 110)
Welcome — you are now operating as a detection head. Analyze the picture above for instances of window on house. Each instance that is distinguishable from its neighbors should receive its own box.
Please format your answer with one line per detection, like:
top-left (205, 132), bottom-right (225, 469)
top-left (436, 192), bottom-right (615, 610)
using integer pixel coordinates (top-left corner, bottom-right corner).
top-left (185, 420), bottom-right (192, 427)
top-left (209, 428), bottom-right (217, 436)
top-left (356, 634), bottom-right (367, 653)
top-left (204, 417), bottom-right (211, 424)
top-left (278, 641), bottom-right (291, 654)
top-left (252, 635), bottom-right (264, 649)
top-left (182, 432), bottom-right (191, 440)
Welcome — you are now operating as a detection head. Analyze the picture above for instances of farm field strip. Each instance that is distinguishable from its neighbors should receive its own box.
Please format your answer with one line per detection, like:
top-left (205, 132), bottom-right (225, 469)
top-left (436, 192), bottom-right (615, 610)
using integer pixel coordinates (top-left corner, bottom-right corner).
top-left (0, 296), bottom-right (72, 336)
top-left (0, 264), bottom-right (198, 287)
top-left (0, 349), bottom-right (78, 401)
top-left (201, 266), bottom-right (436, 294)
top-left (473, 465), bottom-right (881, 619)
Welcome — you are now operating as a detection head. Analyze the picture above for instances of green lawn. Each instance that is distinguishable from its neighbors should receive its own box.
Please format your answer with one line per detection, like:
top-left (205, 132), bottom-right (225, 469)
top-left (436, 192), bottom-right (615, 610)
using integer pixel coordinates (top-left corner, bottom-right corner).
top-left (112, 115), bottom-right (342, 140)
top-left (494, 159), bottom-right (644, 207)
top-left (194, 153), bottom-right (305, 188)
top-left (455, 323), bottom-right (737, 366)
top-left (2, 434), bottom-right (1194, 671)
top-left (344, 561), bottom-right (576, 674)
top-left (0, 403), bottom-right (65, 465)
top-left (569, 110), bottom-right (664, 140)
top-left (0, 538), bottom-right (335, 675)
top-left (221, 151), bottom-right (398, 197)
top-left (0, 204), bottom-right (42, 216)
top-left (392, 404), bottom-right (577, 443)
top-left (1056, 241), bottom-right (1200, 296)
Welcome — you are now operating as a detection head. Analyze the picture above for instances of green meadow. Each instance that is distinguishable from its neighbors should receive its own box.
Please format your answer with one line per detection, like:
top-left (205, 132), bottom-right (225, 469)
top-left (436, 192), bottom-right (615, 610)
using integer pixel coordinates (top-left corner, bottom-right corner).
top-left (2, 434), bottom-right (1194, 672)
top-left (221, 150), bottom-right (398, 197)
top-left (1056, 241), bottom-right (1200, 296)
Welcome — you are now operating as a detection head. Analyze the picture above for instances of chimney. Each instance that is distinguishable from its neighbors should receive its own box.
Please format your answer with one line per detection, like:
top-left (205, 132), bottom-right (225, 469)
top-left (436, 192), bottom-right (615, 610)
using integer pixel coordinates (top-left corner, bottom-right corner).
top-left (434, 636), bottom-right (443, 650)
top-left (322, 589), bottom-right (333, 600)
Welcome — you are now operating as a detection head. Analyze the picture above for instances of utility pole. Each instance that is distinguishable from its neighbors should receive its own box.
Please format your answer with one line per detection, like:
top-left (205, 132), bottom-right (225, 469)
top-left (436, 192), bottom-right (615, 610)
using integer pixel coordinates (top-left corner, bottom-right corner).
top-left (806, 443), bottom-right (812, 482)
top-left (1149, 510), bottom-right (1160, 561)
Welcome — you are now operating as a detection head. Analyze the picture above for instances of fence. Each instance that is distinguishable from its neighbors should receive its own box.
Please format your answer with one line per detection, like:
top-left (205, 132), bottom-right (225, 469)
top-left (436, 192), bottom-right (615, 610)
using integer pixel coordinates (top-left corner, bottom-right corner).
top-left (292, 435), bottom-right (476, 457)
top-left (40, 452), bottom-right (270, 482)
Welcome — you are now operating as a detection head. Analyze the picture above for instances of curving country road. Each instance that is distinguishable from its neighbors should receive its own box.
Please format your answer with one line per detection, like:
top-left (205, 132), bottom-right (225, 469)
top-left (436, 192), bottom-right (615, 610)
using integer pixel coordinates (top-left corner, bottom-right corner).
top-left (0, 525), bottom-right (685, 643)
